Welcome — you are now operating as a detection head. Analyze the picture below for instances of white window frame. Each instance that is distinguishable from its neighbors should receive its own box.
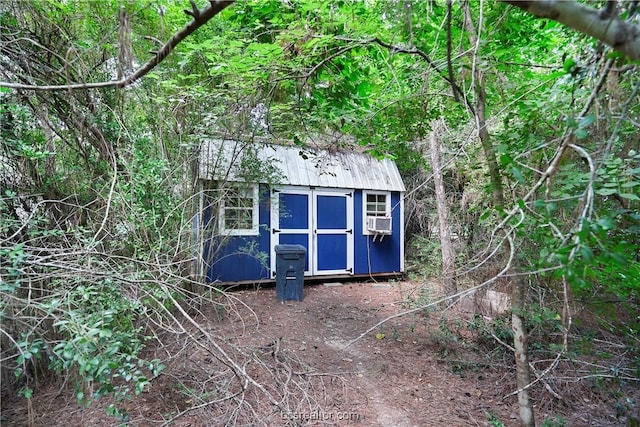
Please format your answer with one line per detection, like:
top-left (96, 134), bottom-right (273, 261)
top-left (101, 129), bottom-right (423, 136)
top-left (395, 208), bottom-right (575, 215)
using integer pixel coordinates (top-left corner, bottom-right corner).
top-left (362, 191), bottom-right (391, 235)
top-left (219, 183), bottom-right (260, 236)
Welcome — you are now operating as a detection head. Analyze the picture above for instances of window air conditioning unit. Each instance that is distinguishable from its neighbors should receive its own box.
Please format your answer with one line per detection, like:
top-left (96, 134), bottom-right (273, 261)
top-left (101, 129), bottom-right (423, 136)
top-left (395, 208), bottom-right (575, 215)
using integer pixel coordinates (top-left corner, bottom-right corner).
top-left (367, 216), bottom-right (392, 235)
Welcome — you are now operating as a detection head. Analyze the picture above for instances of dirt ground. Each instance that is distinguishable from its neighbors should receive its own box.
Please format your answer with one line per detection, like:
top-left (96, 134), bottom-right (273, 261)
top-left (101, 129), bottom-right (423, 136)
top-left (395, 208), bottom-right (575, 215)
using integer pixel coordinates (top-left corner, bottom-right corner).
top-left (2, 280), bottom-right (635, 426)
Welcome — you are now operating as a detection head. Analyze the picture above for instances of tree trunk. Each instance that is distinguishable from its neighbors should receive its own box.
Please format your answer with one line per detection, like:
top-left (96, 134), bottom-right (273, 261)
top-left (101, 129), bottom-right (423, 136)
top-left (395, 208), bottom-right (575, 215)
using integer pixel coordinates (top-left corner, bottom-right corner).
top-left (429, 120), bottom-right (457, 295)
top-left (475, 37), bottom-right (536, 427)
top-left (473, 75), bottom-right (504, 207)
top-left (463, 3), bottom-right (535, 426)
top-left (512, 277), bottom-right (535, 427)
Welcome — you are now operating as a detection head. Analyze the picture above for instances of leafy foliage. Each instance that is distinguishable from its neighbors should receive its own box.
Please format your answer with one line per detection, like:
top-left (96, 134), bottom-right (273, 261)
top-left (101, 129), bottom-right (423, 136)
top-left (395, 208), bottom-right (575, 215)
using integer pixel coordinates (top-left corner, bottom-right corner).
top-left (1, 0), bottom-right (640, 424)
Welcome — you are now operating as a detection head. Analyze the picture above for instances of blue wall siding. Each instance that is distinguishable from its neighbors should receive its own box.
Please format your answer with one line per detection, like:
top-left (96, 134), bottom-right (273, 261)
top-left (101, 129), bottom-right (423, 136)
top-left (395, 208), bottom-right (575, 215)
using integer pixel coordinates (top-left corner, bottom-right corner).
top-left (204, 185), bottom-right (403, 282)
top-left (205, 185), bottom-right (271, 282)
top-left (353, 191), bottom-right (402, 275)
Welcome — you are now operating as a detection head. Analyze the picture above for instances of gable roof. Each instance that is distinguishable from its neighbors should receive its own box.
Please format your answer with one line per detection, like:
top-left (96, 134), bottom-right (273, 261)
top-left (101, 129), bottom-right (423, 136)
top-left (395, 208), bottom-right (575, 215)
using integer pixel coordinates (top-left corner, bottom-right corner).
top-left (199, 139), bottom-right (405, 192)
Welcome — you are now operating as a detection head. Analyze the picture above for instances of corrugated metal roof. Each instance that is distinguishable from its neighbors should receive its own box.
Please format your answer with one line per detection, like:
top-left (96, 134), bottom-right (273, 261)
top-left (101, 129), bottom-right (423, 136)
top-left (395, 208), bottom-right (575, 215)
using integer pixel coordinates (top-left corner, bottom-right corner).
top-left (199, 139), bottom-right (406, 192)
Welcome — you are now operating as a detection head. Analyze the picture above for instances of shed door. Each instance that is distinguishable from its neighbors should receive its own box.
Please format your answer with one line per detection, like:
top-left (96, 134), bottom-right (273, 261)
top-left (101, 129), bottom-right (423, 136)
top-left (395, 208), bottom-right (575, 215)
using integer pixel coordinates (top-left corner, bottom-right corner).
top-left (271, 188), bottom-right (353, 277)
top-left (271, 189), bottom-right (311, 275)
top-left (313, 190), bottom-right (353, 275)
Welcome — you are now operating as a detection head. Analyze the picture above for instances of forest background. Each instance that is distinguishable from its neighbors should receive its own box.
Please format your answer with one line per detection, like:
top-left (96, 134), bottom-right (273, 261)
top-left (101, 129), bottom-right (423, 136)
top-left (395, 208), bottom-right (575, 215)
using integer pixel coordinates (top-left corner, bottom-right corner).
top-left (1, 1), bottom-right (639, 426)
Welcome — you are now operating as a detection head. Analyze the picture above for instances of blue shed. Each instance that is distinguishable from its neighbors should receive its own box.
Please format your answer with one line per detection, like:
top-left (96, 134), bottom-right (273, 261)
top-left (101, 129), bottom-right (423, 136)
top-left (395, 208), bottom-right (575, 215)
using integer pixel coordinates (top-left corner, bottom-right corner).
top-left (196, 139), bottom-right (406, 284)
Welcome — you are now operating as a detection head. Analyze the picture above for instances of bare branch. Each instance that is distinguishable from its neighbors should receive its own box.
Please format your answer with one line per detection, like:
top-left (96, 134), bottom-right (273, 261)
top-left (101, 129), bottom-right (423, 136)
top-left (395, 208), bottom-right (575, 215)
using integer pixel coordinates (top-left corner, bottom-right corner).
top-left (446, 0), bottom-right (461, 103)
top-left (344, 227), bottom-right (517, 349)
top-left (503, 0), bottom-right (640, 60)
top-left (0, 1), bottom-right (234, 91)
top-left (184, 0), bottom-right (201, 19)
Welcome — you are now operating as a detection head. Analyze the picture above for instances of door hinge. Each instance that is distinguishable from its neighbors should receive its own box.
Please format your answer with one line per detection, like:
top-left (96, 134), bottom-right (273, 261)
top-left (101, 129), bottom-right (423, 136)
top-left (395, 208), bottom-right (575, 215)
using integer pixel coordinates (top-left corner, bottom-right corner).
top-left (272, 228), bottom-right (281, 234)
top-left (346, 229), bottom-right (352, 234)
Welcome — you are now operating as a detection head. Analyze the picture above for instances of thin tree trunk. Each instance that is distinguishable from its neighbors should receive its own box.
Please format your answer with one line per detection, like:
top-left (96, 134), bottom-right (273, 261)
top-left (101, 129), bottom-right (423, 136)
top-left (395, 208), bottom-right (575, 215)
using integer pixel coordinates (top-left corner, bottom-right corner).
top-left (463, 2), bottom-right (534, 426)
top-left (473, 76), bottom-right (504, 207)
top-left (512, 277), bottom-right (535, 426)
top-left (474, 35), bottom-right (536, 427)
top-left (429, 120), bottom-right (457, 295)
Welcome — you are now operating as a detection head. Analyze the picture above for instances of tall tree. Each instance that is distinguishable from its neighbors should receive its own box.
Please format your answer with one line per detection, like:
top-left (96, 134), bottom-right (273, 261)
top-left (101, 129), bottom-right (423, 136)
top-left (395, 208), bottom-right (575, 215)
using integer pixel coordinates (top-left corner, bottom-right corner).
top-left (463, 3), bottom-right (535, 424)
top-left (429, 119), bottom-right (457, 295)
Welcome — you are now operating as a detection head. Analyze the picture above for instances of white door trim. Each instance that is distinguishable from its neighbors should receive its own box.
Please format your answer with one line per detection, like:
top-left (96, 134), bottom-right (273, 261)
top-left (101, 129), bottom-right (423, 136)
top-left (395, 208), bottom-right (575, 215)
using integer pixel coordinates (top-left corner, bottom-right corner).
top-left (270, 186), bottom-right (353, 277)
top-left (312, 189), bottom-right (354, 276)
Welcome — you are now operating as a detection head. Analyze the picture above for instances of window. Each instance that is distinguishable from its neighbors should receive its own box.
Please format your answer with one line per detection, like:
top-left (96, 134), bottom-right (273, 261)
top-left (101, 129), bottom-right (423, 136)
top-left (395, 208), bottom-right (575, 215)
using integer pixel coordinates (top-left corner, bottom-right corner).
top-left (366, 193), bottom-right (388, 217)
top-left (220, 184), bottom-right (259, 235)
top-left (363, 191), bottom-right (391, 235)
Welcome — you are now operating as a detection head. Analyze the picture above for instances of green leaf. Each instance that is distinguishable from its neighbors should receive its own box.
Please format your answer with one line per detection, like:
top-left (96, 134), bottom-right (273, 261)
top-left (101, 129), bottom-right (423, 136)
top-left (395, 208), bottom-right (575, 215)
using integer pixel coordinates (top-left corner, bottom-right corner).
top-left (606, 50), bottom-right (623, 59)
top-left (596, 217), bottom-right (615, 230)
top-left (573, 128), bottom-right (588, 139)
top-left (533, 199), bottom-right (546, 209)
top-left (547, 70), bottom-right (566, 80)
top-left (577, 218), bottom-right (591, 241)
top-left (565, 266), bottom-right (575, 281)
top-left (563, 57), bottom-right (577, 74)
top-left (595, 188), bottom-right (617, 196)
top-left (580, 245), bottom-right (594, 263)
top-left (545, 202), bottom-right (557, 214)
top-left (511, 167), bottom-right (525, 183)
top-left (500, 154), bottom-right (513, 166)
top-left (578, 115), bottom-right (596, 128)
top-left (608, 252), bottom-right (628, 266)
top-left (356, 81), bottom-right (374, 99)
top-left (620, 193), bottom-right (640, 201)
top-left (19, 388), bottom-right (33, 399)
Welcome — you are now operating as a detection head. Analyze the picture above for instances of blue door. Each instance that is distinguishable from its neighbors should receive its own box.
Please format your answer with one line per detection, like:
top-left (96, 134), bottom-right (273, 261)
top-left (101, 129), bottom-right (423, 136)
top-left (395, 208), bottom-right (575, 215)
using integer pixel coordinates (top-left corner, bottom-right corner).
top-left (271, 187), bottom-right (353, 276)
top-left (313, 190), bottom-right (353, 275)
top-left (271, 189), bottom-right (311, 276)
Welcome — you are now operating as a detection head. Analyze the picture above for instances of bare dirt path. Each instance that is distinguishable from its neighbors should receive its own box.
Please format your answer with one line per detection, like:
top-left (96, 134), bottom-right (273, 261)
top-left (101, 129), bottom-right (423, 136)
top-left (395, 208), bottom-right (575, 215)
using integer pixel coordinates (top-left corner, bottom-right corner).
top-left (1, 281), bottom-right (528, 426)
top-left (207, 281), bottom-right (517, 426)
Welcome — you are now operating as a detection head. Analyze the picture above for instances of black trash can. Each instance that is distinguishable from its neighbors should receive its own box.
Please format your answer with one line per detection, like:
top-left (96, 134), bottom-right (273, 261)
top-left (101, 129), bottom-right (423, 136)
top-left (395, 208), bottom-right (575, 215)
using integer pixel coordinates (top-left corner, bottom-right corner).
top-left (275, 244), bottom-right (307, 302)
